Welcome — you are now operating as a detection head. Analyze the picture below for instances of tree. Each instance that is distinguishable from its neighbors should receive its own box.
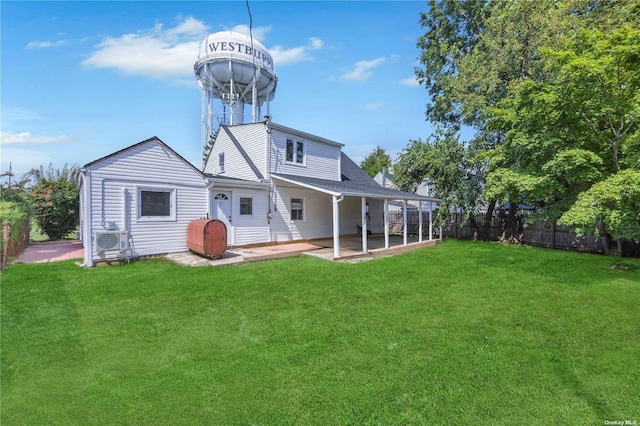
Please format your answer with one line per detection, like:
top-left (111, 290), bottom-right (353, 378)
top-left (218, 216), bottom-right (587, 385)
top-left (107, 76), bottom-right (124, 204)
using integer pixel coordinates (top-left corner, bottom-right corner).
top-left (409, 0), bottom-right (638, 248)
top-left (202, 128), bottom-right (219, 168)
top-left (486, 24), bottom-right (640, 255)
top-left (360, 146), bottom-right (392, 178)
top-left (560, 170), bottom-right (640, 245)
top-left (394, 129), bottom-right (490, 239)
top-left (26, 164), bottom-right (80, 241)
top-left (410, 0), bottom-right (562, 239)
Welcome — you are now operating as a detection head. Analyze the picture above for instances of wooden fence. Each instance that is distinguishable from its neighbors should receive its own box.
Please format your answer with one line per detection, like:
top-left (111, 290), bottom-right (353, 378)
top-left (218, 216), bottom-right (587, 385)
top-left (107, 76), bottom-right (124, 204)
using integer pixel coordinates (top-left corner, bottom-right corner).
top-left (1, 219), bottom-right (30, 270)
top-left (388, 212), bottom-right (441, 238)
top-left (388, 212), bottom-right (604, 254)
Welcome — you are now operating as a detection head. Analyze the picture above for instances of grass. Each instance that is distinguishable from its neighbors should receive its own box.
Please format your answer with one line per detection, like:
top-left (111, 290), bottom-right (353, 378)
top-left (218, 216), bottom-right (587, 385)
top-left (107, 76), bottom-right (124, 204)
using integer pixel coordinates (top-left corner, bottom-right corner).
top-left (2, 240), bottom-right (639, 424)
top-left (29, 221), bottom-right (77, 242)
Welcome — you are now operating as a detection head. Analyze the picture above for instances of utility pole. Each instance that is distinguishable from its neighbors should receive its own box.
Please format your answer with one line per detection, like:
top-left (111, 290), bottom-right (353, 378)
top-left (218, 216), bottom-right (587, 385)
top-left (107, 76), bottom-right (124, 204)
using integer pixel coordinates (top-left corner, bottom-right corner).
top-left (1, 162), bottom-right (14, 188)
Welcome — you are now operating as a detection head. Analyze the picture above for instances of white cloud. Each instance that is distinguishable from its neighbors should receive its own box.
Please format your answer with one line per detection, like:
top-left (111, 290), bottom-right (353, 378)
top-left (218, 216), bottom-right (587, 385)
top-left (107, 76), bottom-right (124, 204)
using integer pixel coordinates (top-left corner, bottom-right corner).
top-left (340, 57), bottom-right (386, 82)
top-left (228, 24), bottom-right (272, 42)
top-left (270, 37), bottom-right (324, 66)
top-left (166, 17), bottom-right (209, 39)
top-left (26, 39), bottom-right (69, 49)
top-left (399, 76), bottom-right (420, 87)
top-left (82, 17), bottom-right (210, 79)
top-left (0, 131), bottom-right (69, 145)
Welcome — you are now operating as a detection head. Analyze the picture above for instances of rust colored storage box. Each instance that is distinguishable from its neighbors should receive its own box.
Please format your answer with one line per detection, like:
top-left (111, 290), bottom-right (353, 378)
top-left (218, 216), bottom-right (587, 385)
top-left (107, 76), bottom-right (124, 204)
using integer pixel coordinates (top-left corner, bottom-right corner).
top-left (186, 219), bottom-right (227, 259)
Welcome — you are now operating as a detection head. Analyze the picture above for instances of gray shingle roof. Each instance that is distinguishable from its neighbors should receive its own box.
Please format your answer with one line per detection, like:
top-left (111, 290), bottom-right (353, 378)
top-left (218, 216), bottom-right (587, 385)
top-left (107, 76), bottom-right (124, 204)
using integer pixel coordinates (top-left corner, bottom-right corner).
top-left (272, 153), bottom-right (441, 202)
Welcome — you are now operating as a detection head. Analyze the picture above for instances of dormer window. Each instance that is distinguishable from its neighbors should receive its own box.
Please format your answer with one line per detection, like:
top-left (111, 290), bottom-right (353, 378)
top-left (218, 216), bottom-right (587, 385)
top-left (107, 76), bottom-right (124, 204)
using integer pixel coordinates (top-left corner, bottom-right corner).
top-left (286, 139), bottom-right (305, 165)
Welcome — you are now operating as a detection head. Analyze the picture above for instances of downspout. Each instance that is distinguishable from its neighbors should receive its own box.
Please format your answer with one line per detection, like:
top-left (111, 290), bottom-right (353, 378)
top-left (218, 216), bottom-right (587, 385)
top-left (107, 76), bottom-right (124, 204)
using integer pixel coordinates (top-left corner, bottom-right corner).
top-left (332, 194), bottom-right (344, 259)
top-left (429, 201), bottom-right (433, 241)
top-left (403, 200), bottom-right (408, 246)
top-left (206, 179), bottom-right (215, 219)
top-left (418, 200), bottom-right (423, 242)
top-left (83, 168), bottom-right (93, 267)
top-left (264, 117), bottom-right (274, 242)
top-left (361, 197), bottom-right (368, 254)
top-left (384, 199), bottom-right (390, 249)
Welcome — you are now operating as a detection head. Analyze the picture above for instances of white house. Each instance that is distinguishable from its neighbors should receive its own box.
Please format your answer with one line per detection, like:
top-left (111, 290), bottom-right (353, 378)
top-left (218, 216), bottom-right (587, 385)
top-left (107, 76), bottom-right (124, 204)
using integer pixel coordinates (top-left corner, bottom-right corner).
top-left (77, 120), bottom-right (441, 267)
top-left (374, 167), bottom-right (437, 212)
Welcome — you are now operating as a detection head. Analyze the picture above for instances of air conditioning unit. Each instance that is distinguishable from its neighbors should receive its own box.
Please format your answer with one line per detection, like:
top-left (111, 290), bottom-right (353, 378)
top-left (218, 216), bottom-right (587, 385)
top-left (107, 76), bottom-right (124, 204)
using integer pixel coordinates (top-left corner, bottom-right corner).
top-left (94, 230), bottom-right (129, 252)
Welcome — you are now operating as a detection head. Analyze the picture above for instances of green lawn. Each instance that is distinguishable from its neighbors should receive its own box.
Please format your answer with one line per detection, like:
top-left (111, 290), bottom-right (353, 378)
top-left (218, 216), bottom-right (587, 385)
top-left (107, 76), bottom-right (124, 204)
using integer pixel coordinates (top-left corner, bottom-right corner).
top-left (2, 240), bottom-right (639, 424)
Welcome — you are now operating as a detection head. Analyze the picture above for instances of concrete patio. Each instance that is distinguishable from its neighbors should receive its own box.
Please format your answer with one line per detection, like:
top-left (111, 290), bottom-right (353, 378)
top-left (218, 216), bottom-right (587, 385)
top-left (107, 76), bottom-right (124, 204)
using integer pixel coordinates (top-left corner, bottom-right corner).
top-left (13, 235), bottom-right (439, 267)
top-left (166, 235), bottom-right (439, 266)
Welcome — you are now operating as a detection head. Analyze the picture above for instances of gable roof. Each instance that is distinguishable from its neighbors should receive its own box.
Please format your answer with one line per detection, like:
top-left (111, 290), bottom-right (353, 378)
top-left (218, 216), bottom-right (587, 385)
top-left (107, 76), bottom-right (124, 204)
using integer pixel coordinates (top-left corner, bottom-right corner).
top-left (220, 125), bottom-right (265, 180)
top-left (272, 153), bottom-right (442, 202)
top-left (82, 136), bottom-right (204, 177)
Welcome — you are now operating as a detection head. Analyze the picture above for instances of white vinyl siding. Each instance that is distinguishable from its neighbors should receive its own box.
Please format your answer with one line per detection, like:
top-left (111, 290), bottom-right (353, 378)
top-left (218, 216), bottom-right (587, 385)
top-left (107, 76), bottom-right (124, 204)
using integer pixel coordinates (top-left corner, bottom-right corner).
top-left (271, 128), bottom-right (341, 180)
top-left (203, 122), bottom-right (342, 182)
top-left (230, 189), bottom-right (270, 246)
top-left (87, 140), bottom-right (208, 262)
top-left (204, 123), bottom-right (266, 180)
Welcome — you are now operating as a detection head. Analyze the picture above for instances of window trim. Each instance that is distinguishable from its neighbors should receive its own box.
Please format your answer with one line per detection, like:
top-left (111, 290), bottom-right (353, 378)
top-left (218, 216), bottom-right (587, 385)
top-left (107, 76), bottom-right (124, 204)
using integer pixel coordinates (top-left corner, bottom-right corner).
top-left (136, 186), bottom-right (177, 222)
top-left (239, 196), bottom-right (254, 216)
top-left (290, 197), bottom-right (304, 221)
top-left (286, 139), bottom-right (306, 166)
top-left (218, 152), bottom-right (225, 173)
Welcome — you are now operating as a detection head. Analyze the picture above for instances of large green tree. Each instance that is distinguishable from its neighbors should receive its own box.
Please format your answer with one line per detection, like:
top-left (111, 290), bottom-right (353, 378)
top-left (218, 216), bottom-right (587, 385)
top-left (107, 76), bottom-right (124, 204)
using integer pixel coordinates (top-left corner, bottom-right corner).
top-left (487, 23), bottom-right (640, 255)
top-left (409, 0), bottom-right (560, 240)
top-left (360, 146), bottom-right (392, 178)
top-left (406, 0), bottom-right (638, 249)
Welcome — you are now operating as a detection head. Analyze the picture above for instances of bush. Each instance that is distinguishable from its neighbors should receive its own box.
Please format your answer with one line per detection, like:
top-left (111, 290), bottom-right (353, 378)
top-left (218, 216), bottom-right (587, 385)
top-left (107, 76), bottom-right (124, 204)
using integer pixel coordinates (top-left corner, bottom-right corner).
top-left (0, 201), bottom-right (29, 253)
top-left (27, 164), bottom-right (79, 241)
top-left (0, 201), bottom-right (29, 244)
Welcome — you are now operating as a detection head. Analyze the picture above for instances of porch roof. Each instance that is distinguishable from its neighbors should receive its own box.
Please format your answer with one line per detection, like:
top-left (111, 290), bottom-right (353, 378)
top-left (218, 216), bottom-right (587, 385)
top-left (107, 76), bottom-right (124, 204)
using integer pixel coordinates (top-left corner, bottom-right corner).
top-left (271, 173), bottom-right (441, 202)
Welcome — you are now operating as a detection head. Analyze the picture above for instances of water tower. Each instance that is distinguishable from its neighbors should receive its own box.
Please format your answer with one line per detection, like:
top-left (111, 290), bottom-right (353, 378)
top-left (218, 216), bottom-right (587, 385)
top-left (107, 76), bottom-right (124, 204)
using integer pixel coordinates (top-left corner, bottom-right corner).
top-left (194, 31), bottom-right (278, 157)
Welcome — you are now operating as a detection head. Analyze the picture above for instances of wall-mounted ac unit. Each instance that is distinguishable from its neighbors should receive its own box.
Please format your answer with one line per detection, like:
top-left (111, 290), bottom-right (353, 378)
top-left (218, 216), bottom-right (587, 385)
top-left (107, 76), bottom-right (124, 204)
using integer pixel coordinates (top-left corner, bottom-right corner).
top-left (94, 230), bottom-right (129, 252)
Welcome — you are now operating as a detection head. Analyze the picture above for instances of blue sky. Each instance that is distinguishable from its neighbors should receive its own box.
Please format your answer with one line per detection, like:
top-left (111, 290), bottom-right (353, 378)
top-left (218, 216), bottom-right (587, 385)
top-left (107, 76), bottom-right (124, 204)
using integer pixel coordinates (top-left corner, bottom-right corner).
top-left (1, 1), bottom-right (435, 181)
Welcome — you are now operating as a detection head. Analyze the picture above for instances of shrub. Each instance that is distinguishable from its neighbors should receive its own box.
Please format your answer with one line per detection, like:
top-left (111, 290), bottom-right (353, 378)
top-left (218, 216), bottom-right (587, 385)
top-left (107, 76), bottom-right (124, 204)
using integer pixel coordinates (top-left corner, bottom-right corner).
top-left (27, 164), bottom-right (79, 241)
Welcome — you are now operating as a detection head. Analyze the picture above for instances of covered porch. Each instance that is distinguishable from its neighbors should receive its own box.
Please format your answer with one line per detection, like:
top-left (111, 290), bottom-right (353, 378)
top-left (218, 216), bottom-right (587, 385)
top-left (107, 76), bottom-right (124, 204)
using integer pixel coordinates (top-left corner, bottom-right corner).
top-left (166, 234), bottom-right (440, 267)
top-left (301, 234), bottom-right (439, 261)
top-left (271, 173), bottom-right (442, 260)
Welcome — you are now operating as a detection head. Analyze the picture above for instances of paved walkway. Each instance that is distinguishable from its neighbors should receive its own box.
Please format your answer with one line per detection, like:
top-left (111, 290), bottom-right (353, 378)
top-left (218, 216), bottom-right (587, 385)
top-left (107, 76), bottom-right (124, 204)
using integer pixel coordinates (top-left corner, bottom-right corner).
top-left (16, 241), bottom-right (84, 264)
top-left (13, 236), bottom-right (439, 266)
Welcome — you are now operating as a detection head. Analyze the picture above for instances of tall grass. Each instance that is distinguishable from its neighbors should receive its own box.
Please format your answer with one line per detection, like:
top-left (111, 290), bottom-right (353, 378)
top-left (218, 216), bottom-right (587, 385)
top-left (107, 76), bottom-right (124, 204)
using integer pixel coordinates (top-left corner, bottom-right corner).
top-left (2, 240), bottom-right (639, 424)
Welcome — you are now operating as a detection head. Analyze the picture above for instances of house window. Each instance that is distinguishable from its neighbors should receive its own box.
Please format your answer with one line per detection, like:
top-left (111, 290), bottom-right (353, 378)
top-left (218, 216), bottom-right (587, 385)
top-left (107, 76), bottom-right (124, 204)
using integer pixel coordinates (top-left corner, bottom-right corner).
top-left (219, 153), bottom-right (225, 173)
top-left (240, 197), bottom-right (253, 215)
top-left (291, 198), bottom-right (304, 221)
top-left (137, 187), bottom-right (176, 221)
top-left (286, 139), bottom-right (305, 165)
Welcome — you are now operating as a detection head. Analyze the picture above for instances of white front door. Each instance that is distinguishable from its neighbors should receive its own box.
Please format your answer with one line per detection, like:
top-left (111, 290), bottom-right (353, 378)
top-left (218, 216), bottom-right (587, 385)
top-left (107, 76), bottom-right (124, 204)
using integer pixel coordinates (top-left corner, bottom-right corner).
top-left (212, 191), bottom-right (232, 244)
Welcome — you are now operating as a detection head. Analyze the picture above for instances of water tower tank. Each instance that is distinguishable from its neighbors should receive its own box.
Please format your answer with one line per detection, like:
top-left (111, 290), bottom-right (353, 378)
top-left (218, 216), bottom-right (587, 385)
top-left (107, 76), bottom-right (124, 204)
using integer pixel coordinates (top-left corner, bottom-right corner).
top-left (194, 31), bottom-right (278, 150)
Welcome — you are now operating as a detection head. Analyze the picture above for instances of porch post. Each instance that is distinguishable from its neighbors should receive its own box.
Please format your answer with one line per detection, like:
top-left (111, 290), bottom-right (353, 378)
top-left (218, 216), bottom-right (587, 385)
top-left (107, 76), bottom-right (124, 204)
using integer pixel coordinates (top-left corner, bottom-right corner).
top-left (361, 197), bottom-right (368, 254)
top-left (419, 200), bottom-right (423, 242)
top-left (429, 201), bottom-right (433, 241)
top-left (403, 200), bottom-right (408, 246)
top-left (384, 199), bottom-right (390, 249)
top-left (333, 195), bottom-right (340, 258)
